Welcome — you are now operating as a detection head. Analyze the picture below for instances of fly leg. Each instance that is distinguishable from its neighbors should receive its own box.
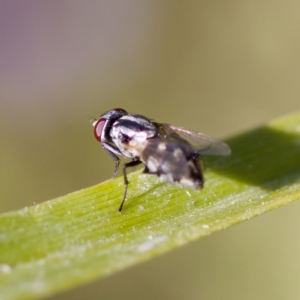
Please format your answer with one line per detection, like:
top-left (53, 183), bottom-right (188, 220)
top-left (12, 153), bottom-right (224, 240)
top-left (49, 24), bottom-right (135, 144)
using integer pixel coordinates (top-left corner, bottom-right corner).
top-left (109, 152), bottom-right (120, 178)
top-left (119, 160), bottom-right (142, 212)
top-left (102, 143), bottom-right (122, 178)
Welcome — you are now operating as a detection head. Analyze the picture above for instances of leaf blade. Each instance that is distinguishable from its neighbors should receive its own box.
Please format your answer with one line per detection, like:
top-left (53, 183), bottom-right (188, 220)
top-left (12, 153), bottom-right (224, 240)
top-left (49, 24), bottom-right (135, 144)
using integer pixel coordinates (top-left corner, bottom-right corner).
top-left (1, 112), bottom-right (300, 300)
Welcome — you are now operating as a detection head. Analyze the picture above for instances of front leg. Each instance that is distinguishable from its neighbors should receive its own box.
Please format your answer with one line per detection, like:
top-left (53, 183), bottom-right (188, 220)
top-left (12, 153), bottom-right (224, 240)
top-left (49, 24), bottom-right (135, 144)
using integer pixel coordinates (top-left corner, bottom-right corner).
top-left (119, 160), bottom-right (142, 212)
top-left (102, 142), bottom-right (122, 178)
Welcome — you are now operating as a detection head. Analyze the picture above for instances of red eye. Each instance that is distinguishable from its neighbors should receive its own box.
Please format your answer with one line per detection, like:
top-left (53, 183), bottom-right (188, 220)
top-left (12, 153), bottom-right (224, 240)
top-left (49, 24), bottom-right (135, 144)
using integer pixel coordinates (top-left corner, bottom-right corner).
top-left (93, 118), bottom-right (106, 142)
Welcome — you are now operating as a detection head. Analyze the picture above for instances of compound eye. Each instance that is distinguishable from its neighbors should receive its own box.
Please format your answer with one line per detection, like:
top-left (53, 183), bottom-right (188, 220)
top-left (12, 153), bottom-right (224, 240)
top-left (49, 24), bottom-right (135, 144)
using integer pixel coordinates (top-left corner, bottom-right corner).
top-left (113, 108), bottom-right (125, 112)
top-left (93, 118), bottom-right (106, 142)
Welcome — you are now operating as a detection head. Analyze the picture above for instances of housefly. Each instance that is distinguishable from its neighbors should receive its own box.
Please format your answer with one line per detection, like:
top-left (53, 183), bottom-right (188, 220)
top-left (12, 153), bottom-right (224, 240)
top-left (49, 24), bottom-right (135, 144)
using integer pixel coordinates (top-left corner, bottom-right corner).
top-left (93, 108), bottom-right (231, 211)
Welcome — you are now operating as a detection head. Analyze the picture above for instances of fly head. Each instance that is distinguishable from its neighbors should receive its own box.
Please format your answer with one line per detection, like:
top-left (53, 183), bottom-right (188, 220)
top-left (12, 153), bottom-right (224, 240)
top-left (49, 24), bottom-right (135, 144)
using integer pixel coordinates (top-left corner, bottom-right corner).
top-left (93, 108), bottom-right (128, 144)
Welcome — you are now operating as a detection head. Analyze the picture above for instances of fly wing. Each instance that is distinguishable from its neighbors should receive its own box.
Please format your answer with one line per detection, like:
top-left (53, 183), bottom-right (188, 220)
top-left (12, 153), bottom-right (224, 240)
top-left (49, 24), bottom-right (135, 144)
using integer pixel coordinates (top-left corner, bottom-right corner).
top-left (157, 124), bottom-right (231, 156)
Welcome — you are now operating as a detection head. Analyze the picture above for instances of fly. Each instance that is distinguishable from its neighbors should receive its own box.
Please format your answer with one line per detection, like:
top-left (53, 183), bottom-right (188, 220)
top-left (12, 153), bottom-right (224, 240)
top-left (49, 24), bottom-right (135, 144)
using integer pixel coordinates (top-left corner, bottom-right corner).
top-left (93, 108), bottom-right (231, 211)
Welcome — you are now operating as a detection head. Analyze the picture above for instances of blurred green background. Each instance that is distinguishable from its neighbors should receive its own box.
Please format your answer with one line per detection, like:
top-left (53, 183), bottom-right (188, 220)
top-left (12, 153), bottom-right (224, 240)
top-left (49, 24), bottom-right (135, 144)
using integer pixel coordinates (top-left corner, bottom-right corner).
top-left (1, 1), bottom-right (300, 299)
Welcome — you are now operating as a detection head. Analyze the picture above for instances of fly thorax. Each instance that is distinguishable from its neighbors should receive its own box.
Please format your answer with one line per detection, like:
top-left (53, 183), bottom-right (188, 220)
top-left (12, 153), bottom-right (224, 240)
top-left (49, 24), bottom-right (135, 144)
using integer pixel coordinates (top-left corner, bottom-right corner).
top-left (110, 123), bottom-right (150, 159)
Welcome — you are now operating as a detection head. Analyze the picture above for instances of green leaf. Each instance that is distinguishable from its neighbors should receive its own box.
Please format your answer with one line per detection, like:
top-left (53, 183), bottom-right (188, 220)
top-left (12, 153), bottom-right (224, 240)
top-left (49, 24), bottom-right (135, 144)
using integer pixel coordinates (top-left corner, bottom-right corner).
top-left (1, 112), bottom-right (300, 300)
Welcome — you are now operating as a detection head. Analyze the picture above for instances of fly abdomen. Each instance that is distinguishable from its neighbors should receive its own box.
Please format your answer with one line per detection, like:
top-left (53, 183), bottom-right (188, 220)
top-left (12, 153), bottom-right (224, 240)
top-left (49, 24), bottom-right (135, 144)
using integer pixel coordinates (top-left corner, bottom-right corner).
top-left (141, 138), bottom-right (203, 189)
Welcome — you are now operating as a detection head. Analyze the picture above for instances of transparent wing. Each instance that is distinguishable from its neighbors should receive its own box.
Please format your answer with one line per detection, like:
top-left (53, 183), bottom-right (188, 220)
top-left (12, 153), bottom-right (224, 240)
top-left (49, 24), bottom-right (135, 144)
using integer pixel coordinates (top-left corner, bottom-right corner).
top-left (158, 124), bottom-right (231, 156)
